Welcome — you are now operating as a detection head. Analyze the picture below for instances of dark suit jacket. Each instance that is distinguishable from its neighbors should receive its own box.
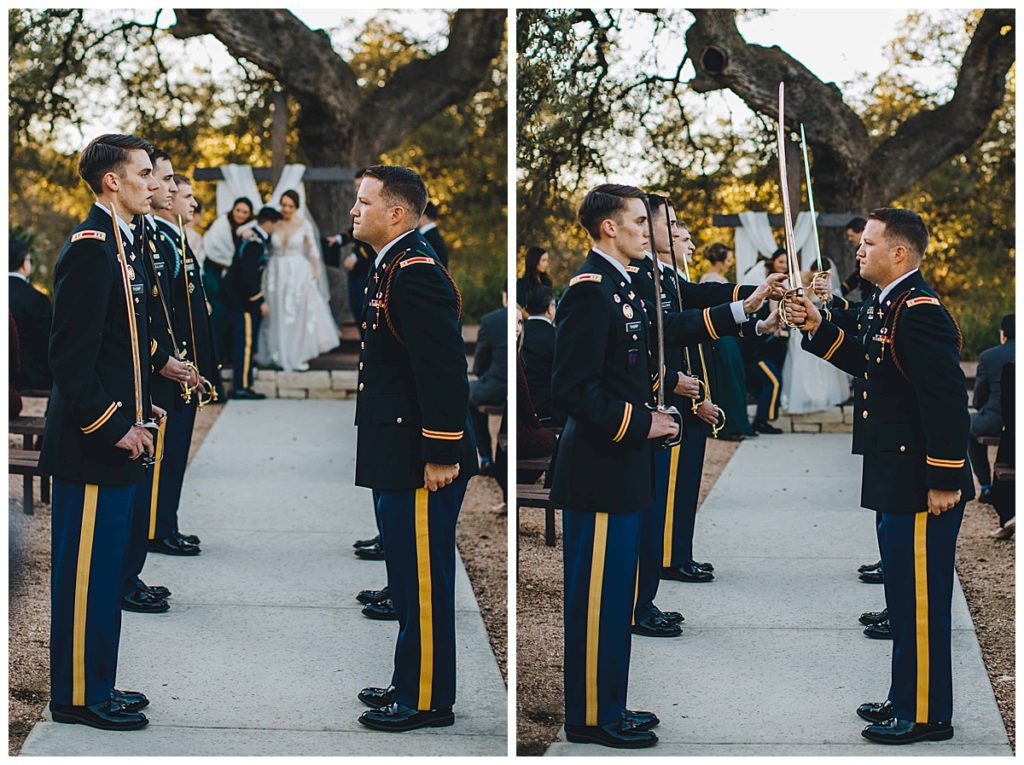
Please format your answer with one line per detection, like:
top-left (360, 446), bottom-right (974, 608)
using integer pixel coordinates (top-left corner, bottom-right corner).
top-left (472, 307), bottom-right (508, 401)
top-left (521, 316), bottom-right (559, 423)
top-left (9, 275), bottom-right (53, 390)
top-left (421, 225), bottom-right (449, 268)
top-left (973, 339), bottom-right (1015, 423)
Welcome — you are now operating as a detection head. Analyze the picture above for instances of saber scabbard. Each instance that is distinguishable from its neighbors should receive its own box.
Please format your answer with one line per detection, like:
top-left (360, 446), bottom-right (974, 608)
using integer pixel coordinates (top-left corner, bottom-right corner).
top-left (642, 194), bottom-right (682, 449)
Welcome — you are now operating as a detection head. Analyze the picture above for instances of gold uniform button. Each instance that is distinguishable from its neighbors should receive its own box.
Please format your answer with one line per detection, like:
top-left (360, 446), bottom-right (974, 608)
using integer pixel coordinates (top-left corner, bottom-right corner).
top-left (876, 357), bottom-right (882, 363)
top-left (361, 322), bottom-right (367, 330)
top-left (900, 445), bottom-right (906, 453)
top-left (396, 417), bottom-right (403, 424)
top-left (358, 383), bottom-right (365, 391)
top-left (364, 287), bottom-right (368, 294)
top-left (372, 324), bottom-right (378, 330)
top-left (863, 373), bottom-right (868, 380)
top-left (862, 411), bottom-right (868, 419)
top-left (864, 353), bottom-right (869, 361)
top-left (862, 391), bottom-right (868, 400)
top-left (359, 362), bottom-right (364, 370)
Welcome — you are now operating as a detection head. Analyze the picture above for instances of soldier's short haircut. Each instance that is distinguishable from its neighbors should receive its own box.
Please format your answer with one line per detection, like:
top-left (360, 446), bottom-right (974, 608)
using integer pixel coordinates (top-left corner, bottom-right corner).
top-left (868, 208), bottom-right (928, 257)
top-left (846, 216), bottom-right (867, 233)
top-left (9, 232), bottom-right (30, 272)
top-left (423, 201), bottom-right (440, 220)
top-left (172, 174), bottom-right (192, 187)
top-left (362, 165), bottom-right (428, 218)
top-left (78, 134), bottom-right (155, 195)
top-left (578, 183), bottom-right (646, 240)
top-left (149, 147), bottom-right (173, 168)
top-left (525, 285), bottom-right (555, 316)
top-left (1001, 314), bottom-right (1015, 340)
top-left (256, 206), bottom-right (283, 224)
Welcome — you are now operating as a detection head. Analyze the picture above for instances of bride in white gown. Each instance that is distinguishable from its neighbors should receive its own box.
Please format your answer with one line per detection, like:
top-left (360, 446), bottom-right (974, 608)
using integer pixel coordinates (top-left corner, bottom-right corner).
top-left (256, 189), bottom-right (339, 371)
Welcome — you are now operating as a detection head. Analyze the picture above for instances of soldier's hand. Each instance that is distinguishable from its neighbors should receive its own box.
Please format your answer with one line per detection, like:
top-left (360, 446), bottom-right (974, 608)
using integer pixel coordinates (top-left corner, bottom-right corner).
top-left (260, 303), bottom-right (270, 318)
top-left (674, 374), bottom-right (701, 399)
top-left (151, 404), bottom-right (167, 423)
top-left (756, 308), bottom-right (781, 336)
top-left (161, 356), bottom-right (196, 386)
top-left (647, 411), bottom-right (680, 440)
top-left (343, 253), bottom-right (358, 272)
top-left (812, 272), bottom-right (832, 302)
top-left (790, 296), bottom-right (821, 333)
top-left (115, 425), bottom-right (155, 460)
top-left (927, 488), bottom-right (961, 516)
top-left (327, 234), bottom-right (340, 246)
top-left (743, 273), bottom-right (788, 313)
top-left (696, 399), bottom-right (719, 426)
top-left (424, 462), bottom-right (460, 492)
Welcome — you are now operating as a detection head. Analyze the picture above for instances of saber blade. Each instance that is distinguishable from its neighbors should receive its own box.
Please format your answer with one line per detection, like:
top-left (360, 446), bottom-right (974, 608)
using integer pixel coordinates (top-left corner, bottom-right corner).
top-left (776, 82), bottom-right (802, 289)
top-left (799, 123), bottom-right (823, 273)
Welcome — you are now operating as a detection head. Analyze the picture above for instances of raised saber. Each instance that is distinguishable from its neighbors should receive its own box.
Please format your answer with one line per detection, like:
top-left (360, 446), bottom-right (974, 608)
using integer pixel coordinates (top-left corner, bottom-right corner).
top-left (643, 194), bottom-right (683, 449)
top-left (799, 123), bottom-right (832, 305)
top-left (777, 82), bottom-right (804, 327)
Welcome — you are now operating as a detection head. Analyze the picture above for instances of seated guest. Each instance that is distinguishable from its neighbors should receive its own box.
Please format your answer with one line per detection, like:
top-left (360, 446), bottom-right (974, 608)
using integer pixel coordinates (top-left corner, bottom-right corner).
top-left (990, 361), bottom-right (1015, 538)
top-left (470, 285), bottom-right (508, 472)
top-left (841, 216), bottom-right (866, 299)
top-left (10, 312), bottom-right (23, 417)
top-left (971, 313), bottom-right (1015, 504)
top-left (419, 201), bottom-right (449, 268)
top-left (516, 308), bottom-right (555, 485)
top-left (515, 245), bottom-right (553, 309)
top-left (520, 285), bottom-right (562, 425)
top-left (9, 232), bottom-right (53, 390)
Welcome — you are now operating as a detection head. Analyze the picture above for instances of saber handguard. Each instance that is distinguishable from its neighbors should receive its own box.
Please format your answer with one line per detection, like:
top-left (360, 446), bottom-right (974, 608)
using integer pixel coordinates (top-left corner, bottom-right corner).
top-left (811, 271), bottom-right (832, 307)
top-left (711, 405), bottom-right (726, 439)
top-left (138, 419), bottom-right (164, 468)
top-left (780, 287), bottom-right (806, 329)
top-left (648, 402), bottom-right (683, 449)
top-left (689, 375), bottom-right (708, 414)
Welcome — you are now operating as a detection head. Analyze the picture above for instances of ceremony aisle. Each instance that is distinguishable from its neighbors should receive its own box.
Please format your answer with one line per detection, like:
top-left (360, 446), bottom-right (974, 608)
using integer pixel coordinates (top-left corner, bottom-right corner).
top-left (545, 433), bottom-right (1011, 756)
top-left (21, 400), bottom-right (506, 756)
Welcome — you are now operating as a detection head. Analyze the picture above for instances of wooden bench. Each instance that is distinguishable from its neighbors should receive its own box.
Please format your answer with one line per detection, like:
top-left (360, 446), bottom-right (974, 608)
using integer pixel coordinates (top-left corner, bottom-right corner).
top-left (517, 455), bottom-right (552, 473)
top-left (477, 403), bottom-right (504, 417)
top-left (994, 463), bottom-right (1015, 482)
top-left (10, 415), bottom-right (45, 449)
top-left (9, 448), bottom-right (49, 514)
top-left (978, 435), bottom-right (1001, 448)
top-left (516, 484), bottom-right (560, 547)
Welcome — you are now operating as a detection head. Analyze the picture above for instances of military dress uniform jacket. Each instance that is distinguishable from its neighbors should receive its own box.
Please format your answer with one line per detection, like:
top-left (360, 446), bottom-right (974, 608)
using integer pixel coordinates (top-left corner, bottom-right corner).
top-left (802, 271), bottom-right (973, 513)
top-left (221, 231), bottom-right (269, 311)
top-left (354, 230), bottom-right (478, 491)
top-left (821, 291), bottom-right (872, 455)
top-left (154, 217), bottom-right (222, 388)
top-left (40, 205), bottom-right (153, 486)
top-left (137, 216), bottom-right (184, 409)
top-left (550, 250), bottom-right (741, 515)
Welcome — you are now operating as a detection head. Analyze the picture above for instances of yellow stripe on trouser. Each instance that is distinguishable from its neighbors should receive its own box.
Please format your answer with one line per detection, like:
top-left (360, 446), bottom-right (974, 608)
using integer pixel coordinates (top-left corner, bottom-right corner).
top-left (148, 416), bottom-right (168, 539)
top-left (586, 513), bottom-right (609, 726)
top-left (914, 513), bottom-right (930, 722)
top-left (415, 489), bottom-right (434, 710)
top-left (631, 562), bottom-right (639, 626)
top-left (662, 445), bottom-right (681, 567)
top-left (73, 484), bottom-right (99, 706)
top-left (757, 361), bottom-right (780, 420)
top-left (242, 312), bottom-right (252, 389)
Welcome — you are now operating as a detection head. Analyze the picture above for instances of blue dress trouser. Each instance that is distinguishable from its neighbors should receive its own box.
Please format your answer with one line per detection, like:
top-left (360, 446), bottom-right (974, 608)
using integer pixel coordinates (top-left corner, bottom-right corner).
top-left (230, 308), bottom-right (261, 391)
top-left (52, 478), bottom-right (136, 706)
top-left (122, 415), bottom-right (169, 596)
top-left (377, 477), bottom-right (468, 711)
top-left (751, 359), bottom-right (782, 421)
top-left (152, 402), bottom-right (197, 540)
top-left (634, 447), bottom-right (671, 622)
top-left (665, 417), bottom-right (709, 568)
top-left (563, 507), bottom-right (642, 727)
top-left (878, 504), bottom-right (965, 723)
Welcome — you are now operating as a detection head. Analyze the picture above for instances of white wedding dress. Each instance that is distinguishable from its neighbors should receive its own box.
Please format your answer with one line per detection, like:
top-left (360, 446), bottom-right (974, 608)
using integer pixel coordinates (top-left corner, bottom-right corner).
top-left (257, 220), bottom-right (339, 371)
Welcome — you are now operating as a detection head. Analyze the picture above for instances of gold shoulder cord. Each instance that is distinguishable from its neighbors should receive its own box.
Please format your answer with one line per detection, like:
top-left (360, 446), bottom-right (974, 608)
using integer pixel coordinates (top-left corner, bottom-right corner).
top-left (177, 216), bottom-right (217, 407)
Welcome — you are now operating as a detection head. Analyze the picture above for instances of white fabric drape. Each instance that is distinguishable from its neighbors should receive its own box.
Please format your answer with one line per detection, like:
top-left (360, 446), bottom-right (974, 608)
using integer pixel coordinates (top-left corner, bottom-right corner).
top-left (736, 212), bottom-right (778, 285)
top-left (215, 165), bottom-right (261, 219)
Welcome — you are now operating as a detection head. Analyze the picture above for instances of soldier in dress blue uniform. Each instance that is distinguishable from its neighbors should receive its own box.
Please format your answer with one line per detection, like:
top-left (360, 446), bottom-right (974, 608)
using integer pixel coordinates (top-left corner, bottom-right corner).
top-left (40, 133), bottom-right (167, 730)
top-left (222, 206), bottom-right (282, 398)
top-left (791, 208), bottom-right (972, 745)
top-left (551, 184), bottom-right (777, 748)
top-left (631, 195), bottom-right (786, 638)
top-left (348, 165), bottom-right (479, 732)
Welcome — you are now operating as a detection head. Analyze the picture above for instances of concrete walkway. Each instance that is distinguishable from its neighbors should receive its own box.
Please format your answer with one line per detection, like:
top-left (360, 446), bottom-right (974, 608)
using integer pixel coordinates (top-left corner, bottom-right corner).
top-left (22, 400), bottom-right (506, 756)
top-left (547, 433), bottom-right (1011, 756)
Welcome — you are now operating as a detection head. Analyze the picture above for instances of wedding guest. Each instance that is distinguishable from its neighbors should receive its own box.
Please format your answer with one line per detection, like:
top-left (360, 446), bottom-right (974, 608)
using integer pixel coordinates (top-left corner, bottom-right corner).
top-left (419, 201), bottom-right (449, 267)
top-left (8, 231), bottom-right (53, 391)
top-left (10, 313), bottom-right (23, 417)
top-left (203, 197), bottom-right (254, 368)
top-left (520, 285), bottom-right (561, 425)
top-left (470, 285), bottom-right (508, 472)
top-left (516, 245), bottom-right (553, 309)
top-left (745, 248), bottom-right (789, 435)
top-left (185, 198), bottom-right (206, 268)
top-left (970, 314), bottom-right (1015, 504)
top-left (327, 168), bottom-right (375, 332)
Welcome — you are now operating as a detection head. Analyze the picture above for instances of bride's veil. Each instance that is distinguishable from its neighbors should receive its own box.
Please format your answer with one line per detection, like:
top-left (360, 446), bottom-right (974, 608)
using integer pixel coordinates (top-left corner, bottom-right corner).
top-left (267, 164), bottom-right (332, 304)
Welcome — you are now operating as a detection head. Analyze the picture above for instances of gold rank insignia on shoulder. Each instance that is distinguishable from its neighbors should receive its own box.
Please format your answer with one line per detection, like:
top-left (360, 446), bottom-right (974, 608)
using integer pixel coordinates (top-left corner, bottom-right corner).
top-left (569, 273), bottom-right (602, 286)
top-left (905, 296), bottom-right (940, 307)
top-left (625, 265), bottom-right (640, 273)
top-left (71, 230), bottom-right (106, 243)
top-left (399, 256), bottom-right (435, 268)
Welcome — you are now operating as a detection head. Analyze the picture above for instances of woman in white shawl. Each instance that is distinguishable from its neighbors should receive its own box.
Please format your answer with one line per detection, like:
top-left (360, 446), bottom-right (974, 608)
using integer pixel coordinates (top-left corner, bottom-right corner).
top-left (202, 197), bottom-right (255, 371)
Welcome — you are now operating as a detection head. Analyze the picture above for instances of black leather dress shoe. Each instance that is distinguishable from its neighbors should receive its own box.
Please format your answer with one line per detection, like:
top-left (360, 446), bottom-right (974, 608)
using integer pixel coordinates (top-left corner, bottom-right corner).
top-left (356, 586), bottom-right (389, 605)
top-left (859, 569), bottom-right (884, 584)
top-left (862, 717), bottom-right (953, 744)
top-left (564, 719), bottom-right (658, 748)
top-left (50, 699), bottom-right (149, 731)
top-left (121, 590), bottom-right (170, 613)
top-left (856, 700), bottom-right (894, 723)
top-left (148, 535), bottom-right (201, 556)
top-left (978, 488), bottom-right (994, 505)
top-left (631, 614), bottom-right (682, 637)
top-left (858, 559), bottom-right (882, 573)
top-left (145, 585), bottom-right (171, 599)
top-left (863, 620), bottom-right (893, 640)
top-left (231, 388), bottom-right (266, 400)
top-left (622, 709), bottom-right (659, 731)
top-left (358, 686), bottom-right (396, 708)
top-left (655, 607), bottom-right (684, 625)
top-left (353, 535), bottom-right (381, 549)
top-left (691, 559), bottom-right (714, 572)
top-left (858, 608), bottom-right (887, 626)
top-left (358, 702), bottom-right (454, 731)
top-left (362, 599), bottom-right (398, 620)
top-left (111, 688), bottom-right (149, 712)
top-left (175, 531), bottom-right (201, 546)
top-left (661, 562), bottom-right (714, 583)
top-left (753, 420), bottom-right (783, 434)
top-left (354, 542), bottom-right (385, 560)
